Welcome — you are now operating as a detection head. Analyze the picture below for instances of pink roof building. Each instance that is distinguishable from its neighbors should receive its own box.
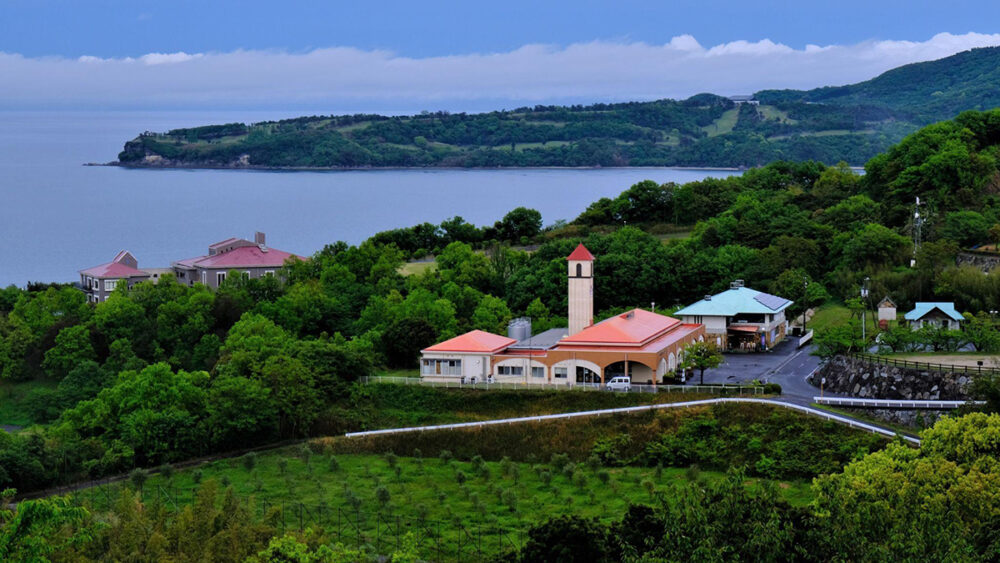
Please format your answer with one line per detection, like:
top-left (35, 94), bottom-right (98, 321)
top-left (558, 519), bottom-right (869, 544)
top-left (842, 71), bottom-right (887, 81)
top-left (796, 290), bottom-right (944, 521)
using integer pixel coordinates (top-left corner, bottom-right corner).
top-left (79, 250), bottom-right (151, 303)
top-left (172, 231), bottom-right (306, 288)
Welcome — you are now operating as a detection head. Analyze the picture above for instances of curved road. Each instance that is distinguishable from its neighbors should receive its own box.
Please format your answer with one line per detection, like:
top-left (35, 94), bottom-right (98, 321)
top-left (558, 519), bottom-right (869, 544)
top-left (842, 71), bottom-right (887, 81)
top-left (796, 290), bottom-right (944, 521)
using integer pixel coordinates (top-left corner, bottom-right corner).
top-left (346, 396), bottom-right (921, 445)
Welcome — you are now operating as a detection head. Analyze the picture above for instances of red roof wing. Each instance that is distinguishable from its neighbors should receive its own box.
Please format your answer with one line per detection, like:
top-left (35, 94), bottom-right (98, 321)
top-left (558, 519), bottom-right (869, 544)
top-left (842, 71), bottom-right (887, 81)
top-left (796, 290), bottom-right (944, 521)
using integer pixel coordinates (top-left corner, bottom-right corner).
top-left (422, 330), bottom-right (517, 354)
top-left (175, 246), bottom-right (305, 269)
top-left (560, 309), bottom-right (680, 345)
top-left (79, 261), bottom-right (147, 278)
top-left (567, 243), bottom-right (595, 261)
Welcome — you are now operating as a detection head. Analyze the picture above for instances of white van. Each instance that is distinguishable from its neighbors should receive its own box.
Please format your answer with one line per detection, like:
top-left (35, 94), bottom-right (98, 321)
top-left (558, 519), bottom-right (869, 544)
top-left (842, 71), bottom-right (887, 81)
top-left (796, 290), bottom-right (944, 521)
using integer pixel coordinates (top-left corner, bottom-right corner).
top-left (606, 376), bottom-right (631, 391)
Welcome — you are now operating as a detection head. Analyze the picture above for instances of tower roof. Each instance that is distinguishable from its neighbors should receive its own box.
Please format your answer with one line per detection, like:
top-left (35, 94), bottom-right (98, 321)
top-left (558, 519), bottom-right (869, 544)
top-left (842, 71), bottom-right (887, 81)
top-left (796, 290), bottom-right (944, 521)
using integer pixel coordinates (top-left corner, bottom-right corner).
top-left (567, 243), bottom-right (595, 261)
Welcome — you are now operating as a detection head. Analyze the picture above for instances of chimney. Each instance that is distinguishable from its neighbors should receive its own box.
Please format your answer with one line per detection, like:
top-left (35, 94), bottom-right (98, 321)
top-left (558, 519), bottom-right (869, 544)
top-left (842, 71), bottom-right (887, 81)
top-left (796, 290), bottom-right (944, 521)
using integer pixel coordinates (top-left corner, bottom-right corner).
top-left (254, 231), bottom-right (266, 246)
top-left (704, 295), bottom-right (712, 301)
top-left (730, 279), bottom-right (744, 290)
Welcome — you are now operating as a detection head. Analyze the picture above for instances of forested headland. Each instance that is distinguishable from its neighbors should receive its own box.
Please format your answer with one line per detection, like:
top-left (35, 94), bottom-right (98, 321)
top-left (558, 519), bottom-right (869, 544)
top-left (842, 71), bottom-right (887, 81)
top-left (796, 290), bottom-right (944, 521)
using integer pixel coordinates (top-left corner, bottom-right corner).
top-left (4, 108), bottom-right (1000, 560)
top-left (116, 47), bottom-right (1000, 169)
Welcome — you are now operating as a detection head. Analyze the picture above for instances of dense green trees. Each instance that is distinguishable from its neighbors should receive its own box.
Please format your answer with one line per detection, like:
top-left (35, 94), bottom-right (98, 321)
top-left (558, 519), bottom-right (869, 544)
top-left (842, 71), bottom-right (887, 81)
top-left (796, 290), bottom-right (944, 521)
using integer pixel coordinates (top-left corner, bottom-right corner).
top-left (514, 412), bottom-right (1000, 562)
top-left (6, 109), bottom-right (1000, 497)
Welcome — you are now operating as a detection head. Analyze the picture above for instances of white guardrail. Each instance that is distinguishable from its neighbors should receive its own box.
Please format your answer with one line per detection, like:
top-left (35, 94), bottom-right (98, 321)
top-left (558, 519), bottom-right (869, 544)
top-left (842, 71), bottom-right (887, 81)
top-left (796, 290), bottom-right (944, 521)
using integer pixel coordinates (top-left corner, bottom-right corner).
top-left (345, 397), bottom-right (921, 445)
top-left (362, 376), bottom-right (763, 396)
top-left (814, 397), bottom-right (982, 410)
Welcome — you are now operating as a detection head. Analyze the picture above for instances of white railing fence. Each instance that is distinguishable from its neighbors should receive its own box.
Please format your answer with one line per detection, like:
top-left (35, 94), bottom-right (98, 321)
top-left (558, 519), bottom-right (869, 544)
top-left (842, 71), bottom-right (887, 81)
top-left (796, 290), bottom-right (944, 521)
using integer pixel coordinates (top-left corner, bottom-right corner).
top-left (362, 376), bottom-right (763, 395)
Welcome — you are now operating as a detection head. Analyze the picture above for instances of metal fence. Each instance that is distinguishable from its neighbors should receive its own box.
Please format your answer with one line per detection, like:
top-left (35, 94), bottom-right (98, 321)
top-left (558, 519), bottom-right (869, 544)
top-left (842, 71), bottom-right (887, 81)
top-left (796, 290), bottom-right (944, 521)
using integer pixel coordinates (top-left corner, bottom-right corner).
top-left (847, 353), bottom-right (1000, 376)
top-left (363, 375), bottom-right (764, 396)
top-left (814, 396), bottom-right (981, 410)
top-left (70, 481), bottom-right (526, 562)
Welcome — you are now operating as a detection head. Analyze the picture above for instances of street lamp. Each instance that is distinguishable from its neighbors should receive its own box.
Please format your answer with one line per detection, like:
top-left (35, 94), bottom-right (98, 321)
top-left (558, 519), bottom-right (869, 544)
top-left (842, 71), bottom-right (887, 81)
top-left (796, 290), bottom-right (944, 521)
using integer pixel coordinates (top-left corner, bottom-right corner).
top-left (801, 275), bottom-right (809, 335)
top-left (860, 277), bottom-right (870, 346)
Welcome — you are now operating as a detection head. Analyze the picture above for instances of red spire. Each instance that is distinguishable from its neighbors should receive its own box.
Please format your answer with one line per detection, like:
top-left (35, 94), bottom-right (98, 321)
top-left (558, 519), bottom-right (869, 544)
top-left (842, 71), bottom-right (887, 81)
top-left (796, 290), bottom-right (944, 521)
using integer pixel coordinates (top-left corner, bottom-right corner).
top-left (567, 243), bottom-right (595, 261)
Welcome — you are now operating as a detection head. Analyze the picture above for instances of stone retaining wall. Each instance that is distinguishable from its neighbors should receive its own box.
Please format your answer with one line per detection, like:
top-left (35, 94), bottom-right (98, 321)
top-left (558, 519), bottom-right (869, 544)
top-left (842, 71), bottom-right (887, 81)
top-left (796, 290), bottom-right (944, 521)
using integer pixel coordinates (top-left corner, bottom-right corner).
top-left (957, 251), bottom-right (1000, 273)
top-left (814, 355), bottom-right (973, 400)
top-left (838, 407), bottom-right (949, 429)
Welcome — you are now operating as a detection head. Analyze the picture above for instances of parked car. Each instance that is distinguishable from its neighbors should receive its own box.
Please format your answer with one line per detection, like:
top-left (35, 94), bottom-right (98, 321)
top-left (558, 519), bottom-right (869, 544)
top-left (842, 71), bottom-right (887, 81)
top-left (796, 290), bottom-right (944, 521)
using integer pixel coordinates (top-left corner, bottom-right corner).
top-left (606, 376), bottom-right (631, 391)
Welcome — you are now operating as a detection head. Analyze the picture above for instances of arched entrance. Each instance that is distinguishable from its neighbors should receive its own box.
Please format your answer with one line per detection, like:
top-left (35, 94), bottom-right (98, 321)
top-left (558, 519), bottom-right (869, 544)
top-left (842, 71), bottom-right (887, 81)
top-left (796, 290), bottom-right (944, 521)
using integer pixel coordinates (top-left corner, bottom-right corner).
top-left (604, 360), bottom-right (656, 384)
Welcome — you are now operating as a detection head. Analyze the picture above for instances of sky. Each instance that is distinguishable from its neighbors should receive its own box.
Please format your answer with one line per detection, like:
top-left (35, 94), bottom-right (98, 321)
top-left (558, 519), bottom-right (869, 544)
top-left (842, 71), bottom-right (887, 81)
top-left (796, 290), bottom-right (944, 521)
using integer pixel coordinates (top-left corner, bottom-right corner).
top-left (2, 1), bottom-right (1000, 113)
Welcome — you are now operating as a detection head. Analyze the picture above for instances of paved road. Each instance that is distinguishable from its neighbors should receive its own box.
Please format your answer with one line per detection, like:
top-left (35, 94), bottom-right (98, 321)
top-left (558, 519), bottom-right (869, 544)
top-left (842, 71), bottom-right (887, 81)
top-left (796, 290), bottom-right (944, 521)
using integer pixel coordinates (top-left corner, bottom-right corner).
top-left (698, 338), bottom-right (841, 406)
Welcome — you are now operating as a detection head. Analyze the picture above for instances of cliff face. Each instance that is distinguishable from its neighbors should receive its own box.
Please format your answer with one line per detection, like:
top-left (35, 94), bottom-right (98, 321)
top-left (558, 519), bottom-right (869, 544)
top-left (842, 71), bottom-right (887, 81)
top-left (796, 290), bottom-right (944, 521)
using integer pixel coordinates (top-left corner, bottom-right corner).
top-left (117, 136), bottom-right (251, 168)
top-left (957, 251), bottom-right (1000, 273)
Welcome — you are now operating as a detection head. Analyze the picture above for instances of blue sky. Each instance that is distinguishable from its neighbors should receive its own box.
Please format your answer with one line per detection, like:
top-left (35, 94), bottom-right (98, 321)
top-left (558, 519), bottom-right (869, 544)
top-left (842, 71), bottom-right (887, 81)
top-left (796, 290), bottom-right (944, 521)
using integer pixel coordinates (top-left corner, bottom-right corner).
top-left (3, 0), bottom-right (998, 57)
top-left (1, 1), bottom-right (999, 111)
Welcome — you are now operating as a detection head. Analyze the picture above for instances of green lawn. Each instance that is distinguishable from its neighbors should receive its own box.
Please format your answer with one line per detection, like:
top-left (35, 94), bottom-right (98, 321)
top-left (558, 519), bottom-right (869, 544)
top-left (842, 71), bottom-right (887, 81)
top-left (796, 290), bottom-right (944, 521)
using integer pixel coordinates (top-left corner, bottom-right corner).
top-left (702, 108), bottom-right (740, 137)
top-left (807, 302), bottom-right (852, 332)
top-left (398, 261), bottom-right (437, 276)
top-left (72, 450), bottom-right (813, 560)
top-left (655, 230), bottom-right (693, 242)
top-left (373, 368), bottom-right (420, 379)
top-left (758, 105), bottom-right (798, 124)
top-left (0, 379), bottom-right (57, 428)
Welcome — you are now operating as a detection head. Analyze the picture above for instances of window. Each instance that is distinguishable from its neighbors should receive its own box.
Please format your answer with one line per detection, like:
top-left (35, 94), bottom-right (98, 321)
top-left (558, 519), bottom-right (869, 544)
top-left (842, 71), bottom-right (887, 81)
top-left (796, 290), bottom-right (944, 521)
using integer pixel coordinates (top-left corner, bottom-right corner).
top-left (691, 315), bottom-right (703, 324)
top-left (422, 359), bottom-right (462, 376)
top-left (531, 366), bottom-right (545, 378)
top-left (242, 270), bottom-right (251, 279)
top-left (264, 270), bottom-right (275, 277)
top-left (575, 263), bottom-right (582, 277)
top-left (217, 272), bottom-right (226, 285)
top-left (554, 367), bottom-right (568, 379)
top-left (497, 366), bottom-right (523, 376)
top-left (104, 279), bottom-right (117, 291)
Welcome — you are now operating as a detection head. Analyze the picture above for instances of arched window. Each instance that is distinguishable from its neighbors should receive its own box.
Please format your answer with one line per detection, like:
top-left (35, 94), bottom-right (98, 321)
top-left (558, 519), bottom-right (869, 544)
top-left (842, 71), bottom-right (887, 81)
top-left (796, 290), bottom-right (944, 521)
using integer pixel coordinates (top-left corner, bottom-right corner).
top-left (575, 263), bottom-right (582, 277)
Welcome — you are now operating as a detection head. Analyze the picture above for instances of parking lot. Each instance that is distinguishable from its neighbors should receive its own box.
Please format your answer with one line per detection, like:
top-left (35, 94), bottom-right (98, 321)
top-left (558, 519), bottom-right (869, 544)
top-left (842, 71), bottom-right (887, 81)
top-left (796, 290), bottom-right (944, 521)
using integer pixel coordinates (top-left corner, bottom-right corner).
top-left (698, 338), bottom-right (827, 404)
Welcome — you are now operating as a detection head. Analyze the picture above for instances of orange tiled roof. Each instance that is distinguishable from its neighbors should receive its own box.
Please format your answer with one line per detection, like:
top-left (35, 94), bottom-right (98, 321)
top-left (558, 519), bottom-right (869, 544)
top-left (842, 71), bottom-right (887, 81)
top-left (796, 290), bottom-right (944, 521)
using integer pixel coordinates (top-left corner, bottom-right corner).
top-left (559, 308), bottom-right (680, 346)
top-left (422, 330), bottom-right (518, 354)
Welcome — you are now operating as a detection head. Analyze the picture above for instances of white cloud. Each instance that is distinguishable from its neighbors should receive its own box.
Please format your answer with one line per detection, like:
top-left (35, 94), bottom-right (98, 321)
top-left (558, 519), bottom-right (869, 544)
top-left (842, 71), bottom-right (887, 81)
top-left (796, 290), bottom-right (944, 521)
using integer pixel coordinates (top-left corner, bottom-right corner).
top-left (1, 32), bottom-right (998, 110)
top-left (139, 52), bottom-right (202, 65)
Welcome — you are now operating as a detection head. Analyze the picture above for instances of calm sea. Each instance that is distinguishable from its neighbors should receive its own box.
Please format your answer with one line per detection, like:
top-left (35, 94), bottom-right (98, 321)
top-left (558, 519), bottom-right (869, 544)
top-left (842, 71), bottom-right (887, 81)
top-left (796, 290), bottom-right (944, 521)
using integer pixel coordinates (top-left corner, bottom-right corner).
top-left (0, 110), bottom-right (740, 286)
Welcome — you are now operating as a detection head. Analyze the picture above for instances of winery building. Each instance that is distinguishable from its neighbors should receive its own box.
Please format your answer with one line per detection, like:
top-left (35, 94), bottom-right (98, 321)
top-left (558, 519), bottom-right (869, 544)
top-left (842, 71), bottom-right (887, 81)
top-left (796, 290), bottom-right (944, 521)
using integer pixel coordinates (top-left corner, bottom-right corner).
top-left (420, 244), bottom-right (706, 385)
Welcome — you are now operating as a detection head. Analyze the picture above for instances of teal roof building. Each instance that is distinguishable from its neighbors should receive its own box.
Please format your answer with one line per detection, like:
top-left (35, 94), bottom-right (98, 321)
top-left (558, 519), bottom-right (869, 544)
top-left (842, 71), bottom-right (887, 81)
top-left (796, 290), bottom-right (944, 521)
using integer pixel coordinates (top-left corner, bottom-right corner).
top-left (674, 281), bottom-right (793, 352)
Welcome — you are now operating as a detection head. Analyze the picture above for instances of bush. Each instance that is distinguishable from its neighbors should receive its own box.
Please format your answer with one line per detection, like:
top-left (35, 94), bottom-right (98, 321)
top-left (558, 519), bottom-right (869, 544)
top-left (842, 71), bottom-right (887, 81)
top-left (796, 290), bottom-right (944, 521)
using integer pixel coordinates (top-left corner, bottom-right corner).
top-left (763, 383), bottom-right (782, 395)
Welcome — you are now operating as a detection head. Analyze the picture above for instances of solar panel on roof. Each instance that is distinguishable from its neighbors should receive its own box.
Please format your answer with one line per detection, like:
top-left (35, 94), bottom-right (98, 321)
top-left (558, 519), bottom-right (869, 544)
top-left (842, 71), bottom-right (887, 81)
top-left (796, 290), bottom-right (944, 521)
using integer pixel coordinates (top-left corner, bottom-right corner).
top-left (753, 292), bottom-right (790, 311)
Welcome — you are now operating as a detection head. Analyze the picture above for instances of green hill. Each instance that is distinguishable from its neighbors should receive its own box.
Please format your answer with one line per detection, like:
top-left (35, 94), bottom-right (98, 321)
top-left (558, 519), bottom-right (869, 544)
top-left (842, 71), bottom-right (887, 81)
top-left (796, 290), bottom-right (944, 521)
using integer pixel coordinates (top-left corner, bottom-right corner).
top-left (117, 47), bottom-right (1000, 169)
top-left (757, 46), bottom-right (1000, 123)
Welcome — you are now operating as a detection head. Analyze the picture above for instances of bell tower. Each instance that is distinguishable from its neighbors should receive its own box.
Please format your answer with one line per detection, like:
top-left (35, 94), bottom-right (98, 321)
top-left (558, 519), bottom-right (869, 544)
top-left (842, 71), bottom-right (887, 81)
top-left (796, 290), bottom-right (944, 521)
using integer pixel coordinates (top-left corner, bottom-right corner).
top-left (567, 243), bottom-right (594, 335)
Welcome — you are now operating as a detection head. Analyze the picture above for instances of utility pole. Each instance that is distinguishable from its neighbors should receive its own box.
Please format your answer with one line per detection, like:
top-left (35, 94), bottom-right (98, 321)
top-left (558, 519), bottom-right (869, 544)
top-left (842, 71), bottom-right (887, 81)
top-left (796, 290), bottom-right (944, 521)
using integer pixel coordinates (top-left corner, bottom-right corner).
top-left (911, 196), bottom-right (924, 268)
top-left (801, 275), bottom-right (809, 334)
top-left (861, 277), bottom-right (870, 347)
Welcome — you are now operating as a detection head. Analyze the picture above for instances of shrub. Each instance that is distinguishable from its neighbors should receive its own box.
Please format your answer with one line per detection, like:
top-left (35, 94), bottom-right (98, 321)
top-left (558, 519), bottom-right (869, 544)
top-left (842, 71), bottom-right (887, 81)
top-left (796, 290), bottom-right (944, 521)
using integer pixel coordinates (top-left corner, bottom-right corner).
top-left (129, 468), bottom-right (148, 492)
top-left (328, 456), bottom-right (340, 472)
top-left (242, 452), bottom-right (257, 472)
top-left (375, 486), bottom-right (391, 509)
top-left (159, 463), bottom-right (175, 482)
top-left (763, 383), bottom-right (782, 395)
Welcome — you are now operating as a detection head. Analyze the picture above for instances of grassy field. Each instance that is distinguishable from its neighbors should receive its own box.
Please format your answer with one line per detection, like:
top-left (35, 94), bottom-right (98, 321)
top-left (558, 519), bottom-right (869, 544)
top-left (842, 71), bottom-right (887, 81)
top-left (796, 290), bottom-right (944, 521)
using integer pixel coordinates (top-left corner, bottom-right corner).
top-left (702, 108), bottom-right (740, 137)
top-left (807, 302), bottom-right (852, 332)
top-left (758, 105), bottom-right (798, 124)
top-left (399, 261), bottom-right (437, 276)
top-left (0, 379), bottom-right (57, 428)
top-left (72, 449), bottom-right (813, 560)
top-left (885, 352), bottom-right (1000, 368)
top-left (655, 230), bottom-right (693, 242)
top-left (373, 368), bottom-right (420, 378)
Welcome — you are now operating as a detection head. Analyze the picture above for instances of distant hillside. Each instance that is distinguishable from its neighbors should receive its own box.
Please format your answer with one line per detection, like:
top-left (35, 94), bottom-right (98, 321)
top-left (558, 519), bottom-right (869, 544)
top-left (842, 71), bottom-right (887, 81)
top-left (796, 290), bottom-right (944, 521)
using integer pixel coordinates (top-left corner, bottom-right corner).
top-left (117, 47), bottom-right (1000, 169)
top-left (757, 46), bottom-right (1000, 124)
